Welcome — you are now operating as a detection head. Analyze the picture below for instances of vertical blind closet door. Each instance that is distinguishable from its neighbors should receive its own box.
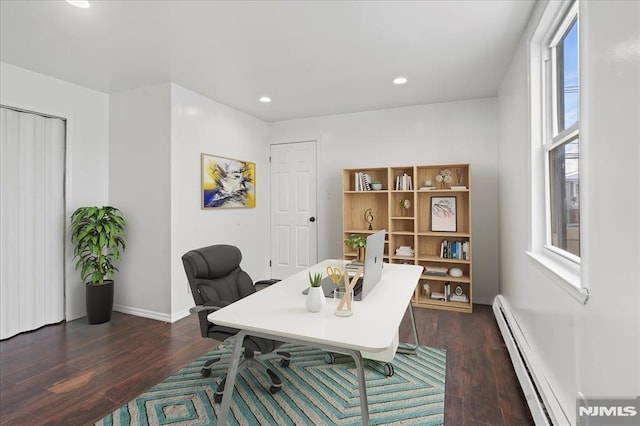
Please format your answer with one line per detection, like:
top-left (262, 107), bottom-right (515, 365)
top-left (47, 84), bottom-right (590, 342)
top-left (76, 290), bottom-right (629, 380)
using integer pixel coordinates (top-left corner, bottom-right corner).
top-left (0, 107), bottom-right (65, 339)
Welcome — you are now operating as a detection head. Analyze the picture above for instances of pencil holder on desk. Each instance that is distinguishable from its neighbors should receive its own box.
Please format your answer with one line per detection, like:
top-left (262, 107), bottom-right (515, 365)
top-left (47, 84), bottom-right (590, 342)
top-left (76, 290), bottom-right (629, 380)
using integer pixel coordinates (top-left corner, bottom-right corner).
top-left (334, 287), bottom-right (354, 317)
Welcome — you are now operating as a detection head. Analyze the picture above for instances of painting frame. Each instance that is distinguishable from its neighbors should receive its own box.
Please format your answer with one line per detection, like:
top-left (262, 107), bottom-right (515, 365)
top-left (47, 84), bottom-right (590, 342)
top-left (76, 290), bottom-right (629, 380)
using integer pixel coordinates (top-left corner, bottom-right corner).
top-left (431, 196), bottom-right (457, 232)
top-left (201, 153), bottom-right (256, 209)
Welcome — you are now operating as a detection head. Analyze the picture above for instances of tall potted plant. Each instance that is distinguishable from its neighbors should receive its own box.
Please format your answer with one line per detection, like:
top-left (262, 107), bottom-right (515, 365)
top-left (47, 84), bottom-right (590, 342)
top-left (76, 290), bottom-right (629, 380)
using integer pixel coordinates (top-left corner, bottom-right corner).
top-left (71, 206), bottom-right (127, 324)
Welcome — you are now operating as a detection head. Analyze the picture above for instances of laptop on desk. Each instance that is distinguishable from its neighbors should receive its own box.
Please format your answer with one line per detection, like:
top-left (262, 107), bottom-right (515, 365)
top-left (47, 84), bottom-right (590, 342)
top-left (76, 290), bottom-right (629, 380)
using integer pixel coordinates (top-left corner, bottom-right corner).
top-left (303, 230), bottom-right (385, 301)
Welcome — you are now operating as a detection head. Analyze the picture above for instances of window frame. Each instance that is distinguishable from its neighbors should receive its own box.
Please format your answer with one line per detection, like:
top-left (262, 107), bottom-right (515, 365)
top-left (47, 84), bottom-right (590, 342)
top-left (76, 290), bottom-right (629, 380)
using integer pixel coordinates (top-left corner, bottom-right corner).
top-left (527, 0), bottom-right (588, 304)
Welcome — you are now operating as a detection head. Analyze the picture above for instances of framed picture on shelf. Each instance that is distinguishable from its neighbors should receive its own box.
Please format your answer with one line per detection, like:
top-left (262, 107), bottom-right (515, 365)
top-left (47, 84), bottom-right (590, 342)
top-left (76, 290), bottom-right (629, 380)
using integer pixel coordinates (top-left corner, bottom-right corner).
top-left (431, 196), bottom-right (457, 232)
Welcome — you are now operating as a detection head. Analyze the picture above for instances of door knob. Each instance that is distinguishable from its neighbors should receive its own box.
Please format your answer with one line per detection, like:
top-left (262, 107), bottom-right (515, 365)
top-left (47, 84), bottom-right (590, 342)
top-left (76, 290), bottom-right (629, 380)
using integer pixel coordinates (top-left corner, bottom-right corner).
top-left (309, 217), bottom-right (316, 222)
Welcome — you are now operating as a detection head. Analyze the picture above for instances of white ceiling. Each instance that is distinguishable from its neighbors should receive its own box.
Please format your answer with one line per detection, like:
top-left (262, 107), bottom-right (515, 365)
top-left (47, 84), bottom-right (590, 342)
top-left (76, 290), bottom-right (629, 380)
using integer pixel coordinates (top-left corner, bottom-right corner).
top-left (0, 0), bottom-right (535, 123)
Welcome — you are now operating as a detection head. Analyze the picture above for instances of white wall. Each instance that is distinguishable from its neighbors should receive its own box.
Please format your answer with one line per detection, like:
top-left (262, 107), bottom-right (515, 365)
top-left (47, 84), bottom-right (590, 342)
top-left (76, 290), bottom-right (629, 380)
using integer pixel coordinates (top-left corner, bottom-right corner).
top-left (109, 84), bottom-right (173, 320)
top-left (107, 84), bottom-right (270, 321)
top-left (270, 99), bottom-right (499, 304)
top-left (170, 84), bottom-right (270, 319)
top-left (497, 1), bottom-right (640, 423)
top-left (0, 62), bottom-right (109, 321)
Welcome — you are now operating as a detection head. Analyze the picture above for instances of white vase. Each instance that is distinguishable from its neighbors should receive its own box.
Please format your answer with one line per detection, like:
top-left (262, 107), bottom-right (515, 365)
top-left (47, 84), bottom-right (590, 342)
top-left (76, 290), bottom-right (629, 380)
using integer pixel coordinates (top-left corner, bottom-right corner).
top-left (306, 286), bottom-right (325, 312)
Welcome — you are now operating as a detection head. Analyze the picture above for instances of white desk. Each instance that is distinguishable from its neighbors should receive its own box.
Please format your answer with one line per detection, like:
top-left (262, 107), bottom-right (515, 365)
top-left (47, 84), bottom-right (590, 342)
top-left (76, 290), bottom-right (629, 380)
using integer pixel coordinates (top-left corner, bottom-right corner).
top-left (208, 259), bottom-right (423, 426)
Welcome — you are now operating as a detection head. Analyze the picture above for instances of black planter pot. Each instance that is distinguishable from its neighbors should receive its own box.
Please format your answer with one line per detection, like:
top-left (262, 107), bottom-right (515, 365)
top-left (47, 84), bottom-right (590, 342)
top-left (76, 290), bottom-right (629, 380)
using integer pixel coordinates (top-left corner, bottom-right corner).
top-left (86, 280), bottom-right (114, 324)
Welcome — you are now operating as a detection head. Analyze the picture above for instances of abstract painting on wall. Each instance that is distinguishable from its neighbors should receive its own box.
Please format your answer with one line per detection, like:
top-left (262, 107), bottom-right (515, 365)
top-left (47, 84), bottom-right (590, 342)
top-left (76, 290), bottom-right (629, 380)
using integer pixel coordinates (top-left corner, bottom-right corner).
top-left (201, 153), bottom-right (255, 209)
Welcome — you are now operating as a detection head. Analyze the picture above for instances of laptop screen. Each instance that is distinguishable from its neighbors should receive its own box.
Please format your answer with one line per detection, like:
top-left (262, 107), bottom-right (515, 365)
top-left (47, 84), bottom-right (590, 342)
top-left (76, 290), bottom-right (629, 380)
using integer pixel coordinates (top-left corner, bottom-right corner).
top-left (359, 230), bottom-right (385, 300)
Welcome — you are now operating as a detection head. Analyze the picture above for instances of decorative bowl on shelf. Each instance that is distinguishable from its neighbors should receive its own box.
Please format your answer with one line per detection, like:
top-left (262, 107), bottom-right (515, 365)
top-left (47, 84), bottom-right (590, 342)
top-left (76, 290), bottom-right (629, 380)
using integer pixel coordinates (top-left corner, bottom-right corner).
top-left (449, 268), bottom-right (463, 277)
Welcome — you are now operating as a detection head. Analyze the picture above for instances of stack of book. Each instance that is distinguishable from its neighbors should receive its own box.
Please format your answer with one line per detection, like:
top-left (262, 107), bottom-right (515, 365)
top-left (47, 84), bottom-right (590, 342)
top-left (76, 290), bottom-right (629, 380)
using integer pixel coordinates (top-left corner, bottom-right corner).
top-left (430, 292), bottom-right (445, 300)
top-left (345, 260), bottom-right (364, 275)
top-left (450, 294), bottom-right (469, 303)
top-left (424, 265), bottom-right (448, 276)
top-left (395, 246), bottom-right (414, 257)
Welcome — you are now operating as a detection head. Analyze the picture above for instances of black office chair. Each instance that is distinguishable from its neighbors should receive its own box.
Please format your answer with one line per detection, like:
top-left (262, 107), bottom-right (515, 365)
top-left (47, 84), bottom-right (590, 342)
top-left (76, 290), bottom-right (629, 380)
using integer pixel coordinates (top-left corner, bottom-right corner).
top-left (182, 244), bottom-right (290, 402)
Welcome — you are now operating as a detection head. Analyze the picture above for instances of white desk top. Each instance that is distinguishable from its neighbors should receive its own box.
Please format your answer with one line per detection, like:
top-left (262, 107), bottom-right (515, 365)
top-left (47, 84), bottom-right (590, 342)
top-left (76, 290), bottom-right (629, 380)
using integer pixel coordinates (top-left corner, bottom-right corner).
top-left (208, 260), bottom-right (422, 354)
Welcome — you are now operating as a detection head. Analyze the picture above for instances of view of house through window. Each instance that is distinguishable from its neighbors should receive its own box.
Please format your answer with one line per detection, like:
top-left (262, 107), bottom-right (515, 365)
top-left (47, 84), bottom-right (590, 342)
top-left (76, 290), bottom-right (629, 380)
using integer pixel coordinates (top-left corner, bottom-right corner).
top-left (548, 11), bottom-right (580, 257)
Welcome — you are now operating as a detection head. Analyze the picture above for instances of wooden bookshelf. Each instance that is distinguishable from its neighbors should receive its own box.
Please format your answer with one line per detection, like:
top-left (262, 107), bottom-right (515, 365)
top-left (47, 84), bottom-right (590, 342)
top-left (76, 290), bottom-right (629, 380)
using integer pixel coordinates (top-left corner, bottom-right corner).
top-left (342, 164), bottom-right (472, 313)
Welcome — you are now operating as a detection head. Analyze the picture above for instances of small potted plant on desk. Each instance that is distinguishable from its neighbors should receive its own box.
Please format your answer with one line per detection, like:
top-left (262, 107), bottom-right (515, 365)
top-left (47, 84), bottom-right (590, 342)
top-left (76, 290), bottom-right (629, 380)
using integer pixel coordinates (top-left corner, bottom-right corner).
top-left (344, 234), bottom-right (367, 263)
top-left (306, 272), bottom-right (325, 312)
top-left (71, 206), bottom-right (127, 324)
top-left (371, 180), bottom-right (383, 190)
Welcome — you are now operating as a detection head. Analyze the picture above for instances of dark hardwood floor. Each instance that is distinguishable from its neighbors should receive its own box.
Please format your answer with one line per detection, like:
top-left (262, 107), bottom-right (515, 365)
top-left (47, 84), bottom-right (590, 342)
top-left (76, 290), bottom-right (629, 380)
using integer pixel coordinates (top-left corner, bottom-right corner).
top-left (0, 304), bottom-right (533, 425)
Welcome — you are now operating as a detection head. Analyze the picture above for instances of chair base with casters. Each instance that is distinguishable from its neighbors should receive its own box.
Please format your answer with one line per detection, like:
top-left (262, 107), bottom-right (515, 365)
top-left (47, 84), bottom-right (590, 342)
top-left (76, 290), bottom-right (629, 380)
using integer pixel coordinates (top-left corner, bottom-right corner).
top-left (205, 346), bottom-right (291, 403)
top-left (324, 352), bottom-right (396, 377)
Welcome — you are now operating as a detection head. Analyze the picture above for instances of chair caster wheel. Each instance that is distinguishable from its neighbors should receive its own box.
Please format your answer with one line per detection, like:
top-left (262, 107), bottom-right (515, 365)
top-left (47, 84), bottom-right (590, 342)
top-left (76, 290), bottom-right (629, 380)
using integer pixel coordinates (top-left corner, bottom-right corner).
top-left (280, 359), bottom-right (290, 367)
top-left (383, 363), bottom-right (394, 377)
top-left (214, 393), bottom-right (222, 403)
top-left (325, 353), bottom-right (336, 364)
top-left (201, 368), bottom-right (211, 377)
top-left (269, 385), bottom-right (281, 395)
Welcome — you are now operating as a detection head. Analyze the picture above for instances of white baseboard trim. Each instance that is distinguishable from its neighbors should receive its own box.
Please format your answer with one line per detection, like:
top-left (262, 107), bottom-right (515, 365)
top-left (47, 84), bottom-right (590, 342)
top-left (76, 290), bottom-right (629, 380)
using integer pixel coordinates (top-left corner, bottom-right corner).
top-left (492, 295), bottom-right (569, 426)
top-left (170, 308), bottom-right (191, 323)
top-left (113, 304), bottom-right (172, 323)
top-left (113, 304), bottom-right (193, 323)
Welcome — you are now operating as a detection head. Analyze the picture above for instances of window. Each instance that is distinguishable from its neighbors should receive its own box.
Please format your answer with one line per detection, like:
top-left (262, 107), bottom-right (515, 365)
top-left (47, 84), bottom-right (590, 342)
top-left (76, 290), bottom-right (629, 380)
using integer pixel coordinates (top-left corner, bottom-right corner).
top-left (548, 11), bottom-right (580, 258)
top-left (528, 1), bottom-right (586, 302)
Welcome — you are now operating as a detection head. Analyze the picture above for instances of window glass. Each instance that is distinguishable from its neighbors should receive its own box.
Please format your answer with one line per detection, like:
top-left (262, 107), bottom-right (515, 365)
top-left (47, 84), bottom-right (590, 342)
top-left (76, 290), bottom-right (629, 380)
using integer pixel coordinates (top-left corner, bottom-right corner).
top-left (557, 19), bottom-right (579, 132)
top-left (549, 137), bottom-right (580, 256)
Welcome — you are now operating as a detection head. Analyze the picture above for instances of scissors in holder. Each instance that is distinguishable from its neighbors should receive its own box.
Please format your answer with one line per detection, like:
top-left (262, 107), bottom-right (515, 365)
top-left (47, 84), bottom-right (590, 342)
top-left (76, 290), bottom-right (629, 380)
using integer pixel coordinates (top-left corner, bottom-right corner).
top-left (326, 266), bottom-right (344, 285)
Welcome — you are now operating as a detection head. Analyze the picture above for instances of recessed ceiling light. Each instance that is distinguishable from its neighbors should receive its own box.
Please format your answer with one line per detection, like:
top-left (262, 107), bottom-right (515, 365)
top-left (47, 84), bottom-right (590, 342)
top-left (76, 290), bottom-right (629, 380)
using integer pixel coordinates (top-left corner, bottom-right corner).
top-left (66, 0), bottom-right (90, 8)
top-left (393, 77), bottom-right (408, 85)
top-left (259, 96), bottom-right (271, 103)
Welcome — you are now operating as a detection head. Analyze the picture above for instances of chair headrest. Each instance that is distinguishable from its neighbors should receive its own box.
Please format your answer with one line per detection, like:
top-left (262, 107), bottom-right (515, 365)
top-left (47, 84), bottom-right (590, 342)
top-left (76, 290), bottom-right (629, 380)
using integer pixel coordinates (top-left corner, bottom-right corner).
top-left (182, 245), bottom-right (243, 279)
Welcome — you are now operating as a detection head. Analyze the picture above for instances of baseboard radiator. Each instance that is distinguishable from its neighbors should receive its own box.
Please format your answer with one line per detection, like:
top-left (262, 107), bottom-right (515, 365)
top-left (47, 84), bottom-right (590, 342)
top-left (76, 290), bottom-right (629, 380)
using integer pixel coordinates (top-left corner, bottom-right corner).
top-left (492, 295), bottom-right (569, 425)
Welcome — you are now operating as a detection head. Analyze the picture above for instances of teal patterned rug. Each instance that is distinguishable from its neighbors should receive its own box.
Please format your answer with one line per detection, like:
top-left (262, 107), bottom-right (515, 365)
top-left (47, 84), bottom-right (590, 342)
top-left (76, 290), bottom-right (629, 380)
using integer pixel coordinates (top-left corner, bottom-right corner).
top-left (96, 343), bottom-right (446, 425)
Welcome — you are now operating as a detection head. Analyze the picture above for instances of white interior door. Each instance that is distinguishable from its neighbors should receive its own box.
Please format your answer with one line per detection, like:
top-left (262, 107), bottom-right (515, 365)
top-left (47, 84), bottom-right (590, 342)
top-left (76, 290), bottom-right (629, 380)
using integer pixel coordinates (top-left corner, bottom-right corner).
top-left (0, 107), bottom-right (66, 339)
top-left (270, 141), bottom-right (317, 279)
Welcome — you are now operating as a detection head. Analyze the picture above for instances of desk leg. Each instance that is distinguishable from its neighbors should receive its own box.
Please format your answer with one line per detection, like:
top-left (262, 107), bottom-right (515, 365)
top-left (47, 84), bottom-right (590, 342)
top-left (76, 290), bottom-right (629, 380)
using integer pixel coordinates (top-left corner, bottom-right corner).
top-left (397, 302), bottom-right (419, 354)
top-left (346, 349), bottom-right (370, 426)
top-left (218, 331), bottom-right (246, 426)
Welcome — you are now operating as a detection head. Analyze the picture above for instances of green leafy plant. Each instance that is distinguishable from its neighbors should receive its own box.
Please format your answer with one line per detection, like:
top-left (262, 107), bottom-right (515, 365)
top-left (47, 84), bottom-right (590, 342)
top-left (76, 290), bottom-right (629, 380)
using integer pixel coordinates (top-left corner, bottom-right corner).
top-left (308, 272), bottom-right (323, 287)
top-left (371, 180), bottom-right (381, 184)
top-left (344, 234), bottom-right (366, 249)
top-left (71, 206), bottom-right (127, 285)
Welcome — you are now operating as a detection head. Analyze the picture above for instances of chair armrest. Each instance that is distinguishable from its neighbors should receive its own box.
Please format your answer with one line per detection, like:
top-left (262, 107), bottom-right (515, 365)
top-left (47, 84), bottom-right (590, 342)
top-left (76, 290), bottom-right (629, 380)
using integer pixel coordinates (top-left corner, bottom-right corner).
top-left (189, 301), bottom-right (230, 314)
top-left (254, 279), bottom-right (281, 291)
top-left (189, 305), bottom-right (218, 314)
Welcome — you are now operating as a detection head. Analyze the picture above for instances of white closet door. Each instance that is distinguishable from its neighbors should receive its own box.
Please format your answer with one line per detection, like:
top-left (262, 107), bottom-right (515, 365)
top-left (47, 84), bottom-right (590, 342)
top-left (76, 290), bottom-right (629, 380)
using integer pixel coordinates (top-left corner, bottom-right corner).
top-left (0, 107), bottom-right (65, 339)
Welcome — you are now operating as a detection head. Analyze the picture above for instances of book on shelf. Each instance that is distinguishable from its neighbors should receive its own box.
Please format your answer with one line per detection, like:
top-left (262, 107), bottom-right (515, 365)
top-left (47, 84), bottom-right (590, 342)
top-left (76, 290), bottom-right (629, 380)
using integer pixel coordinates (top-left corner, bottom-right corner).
top-left (419, 186), bottom-right (437, 190)
top-left (354, 172), bottom-right (373, 191)
top-left (395, 173), bottom-right (413, 190)
top-left (430, 292), bottom-right (445, 300)
top-left (440, 240), bottom-right (470, 260)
